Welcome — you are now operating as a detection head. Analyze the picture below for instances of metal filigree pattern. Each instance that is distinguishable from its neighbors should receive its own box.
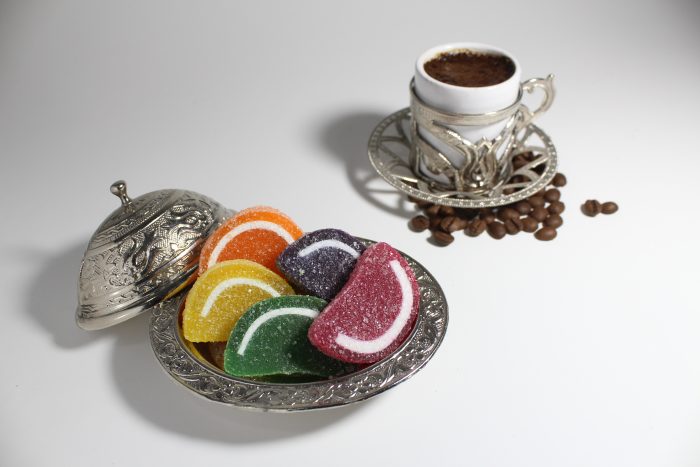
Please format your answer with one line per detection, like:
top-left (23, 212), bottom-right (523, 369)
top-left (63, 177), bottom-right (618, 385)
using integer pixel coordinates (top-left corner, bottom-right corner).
top-left (404, 76), bottom-right (555, 198)
top-left (77, 187), bottom-right (230, 330)
top-left (368, 108), bottom-right (558, 208)
top-left (149, 239), bottom-right (449, 412)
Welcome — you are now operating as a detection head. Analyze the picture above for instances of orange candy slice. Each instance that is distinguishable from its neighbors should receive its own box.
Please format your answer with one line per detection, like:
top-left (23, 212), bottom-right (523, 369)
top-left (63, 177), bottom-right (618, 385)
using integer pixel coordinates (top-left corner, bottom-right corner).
top-left (198, 206), bottom-right (303, 276)
top-left (183, 259), bottom-right (295, 342)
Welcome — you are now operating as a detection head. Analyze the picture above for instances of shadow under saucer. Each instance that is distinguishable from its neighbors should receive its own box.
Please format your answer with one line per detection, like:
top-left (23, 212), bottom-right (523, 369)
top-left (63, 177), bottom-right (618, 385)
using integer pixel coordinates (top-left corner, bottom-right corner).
top-left (318, 111), bottom-right (417, 220)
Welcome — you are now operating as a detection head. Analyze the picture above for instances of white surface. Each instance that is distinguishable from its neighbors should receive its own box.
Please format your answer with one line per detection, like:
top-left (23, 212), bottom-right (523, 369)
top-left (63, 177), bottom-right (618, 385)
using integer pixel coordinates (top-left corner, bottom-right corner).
top-left (1, 1), bottom-right (699, 466)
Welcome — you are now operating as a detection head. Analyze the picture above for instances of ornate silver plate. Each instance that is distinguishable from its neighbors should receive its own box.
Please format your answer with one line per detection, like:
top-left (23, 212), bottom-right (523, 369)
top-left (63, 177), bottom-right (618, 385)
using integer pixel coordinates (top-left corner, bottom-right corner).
top-left (149, 239), bottom-right (448, 412)
top-left (368, 108), bottom-right (558, 208)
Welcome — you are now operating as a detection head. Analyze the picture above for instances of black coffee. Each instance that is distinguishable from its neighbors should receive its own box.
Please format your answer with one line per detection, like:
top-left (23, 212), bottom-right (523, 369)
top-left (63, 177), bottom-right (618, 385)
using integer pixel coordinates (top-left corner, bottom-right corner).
top-left (424, 50), bottom-right (515, 87)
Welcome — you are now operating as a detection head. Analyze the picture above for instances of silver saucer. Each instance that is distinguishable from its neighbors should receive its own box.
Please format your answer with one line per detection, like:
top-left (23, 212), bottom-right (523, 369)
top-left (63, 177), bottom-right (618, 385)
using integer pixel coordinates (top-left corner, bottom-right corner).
top-left (149, 239), bottom-right (449, 412)
top-left (368, 108), bottom-right (558, 208)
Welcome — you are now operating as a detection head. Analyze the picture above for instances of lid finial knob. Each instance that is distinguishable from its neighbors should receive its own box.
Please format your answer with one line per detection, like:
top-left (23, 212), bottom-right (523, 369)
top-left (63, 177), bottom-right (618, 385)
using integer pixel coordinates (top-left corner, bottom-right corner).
top-left (110, 180), bottom-right (132, 207)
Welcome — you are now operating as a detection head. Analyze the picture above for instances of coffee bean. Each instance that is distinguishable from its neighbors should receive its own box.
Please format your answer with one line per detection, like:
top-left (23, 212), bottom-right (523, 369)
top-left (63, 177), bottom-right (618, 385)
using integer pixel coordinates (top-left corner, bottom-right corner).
top-left (513, 157), bottom-right (528, 170)
top-left (552, 173), bottom-right (567, 187)
top-left (487, 221), bottom-right (507, 239)
top-left (543, 214), bottom-right (563, 228)
top-left (534, 227), bottom-right (557, 241)
top-left (497, 207), bottom-right (519, 222)
top-left (425, 204), bottom-right (441, 216)
top-left (522, 216), bottom-right (539, 233)
top-left (439, 216), bottom-right (454, 232)
top-left (581, 199), bottom-right (602, 217)
top-left (504, 217), bottom-right (523, 235)
top-left (454, 217), bottom-right (469, 231)
top-left (503, 188), bottom-right (515, 195)
top-left (439, 205), bottom-right (455, 216)
top-left (440, 216), bottom-right (467, 233)
top-left (458, 208), bottom-right (479, 221)
top-left (429, 216), bottom-right (442, 229)
top-left (409, 215), bottom-right (430, 232)
top-left (544, 189), bottom-right (561, 202)
top-left (465, 219), bottom-right (487, 237)
top-left (432, 231), bottom-right (454, 246)
top-left (548, 201), bottom-right (565, 215)
top-left (531, 206), bottom-right (548, 222)
top-left (601, 201), bottom-right (619, 215)
top-left (529, 196), bottom-right (545, 208)
top-left (514, 201), bottom-right (532, 215)
top-left (479, 209), bottom-right (496, 224)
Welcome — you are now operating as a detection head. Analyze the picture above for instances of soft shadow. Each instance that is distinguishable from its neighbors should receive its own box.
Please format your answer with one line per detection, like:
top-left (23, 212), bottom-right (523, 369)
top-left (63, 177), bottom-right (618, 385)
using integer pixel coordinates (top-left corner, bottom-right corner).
top-left (111, 312), bottom-right (370, 443)
top-left (23, 242), bottom-right (367, 441)
top-left (319, 111), bottom-right (416, 219)
top-left (23, 240), bottom-right (102, 349)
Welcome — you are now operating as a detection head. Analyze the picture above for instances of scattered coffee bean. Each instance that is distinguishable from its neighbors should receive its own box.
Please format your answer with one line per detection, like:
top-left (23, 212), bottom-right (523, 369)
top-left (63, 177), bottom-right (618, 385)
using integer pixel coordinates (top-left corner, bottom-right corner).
top-left (504, 217), bottom-right (523, 235)
top-left (531, 206), bottom-right (548, 222)
top-left (432, 230), bottom-right (454, 246)
top-left (543, 214), bottom-right (563, 228)
top-left (514, 201), bottom-right (532, 215)
top-left (465, 219), bottom-right (487, 237)
top-left (497, 207), bottom-right (519, 222)
top-left (487, 221), bottom-right (507, 239)
top-left (534, 227), bottom-right (557, 241)
top-left (479, 210), bottom-right (496, 224)
top-left (513, 157), bottom-right (528, 170)
top-left (425, 204), bottom-right (441, 216)
top-left (409, 215), bottom-right (430, 232)
top-left (529, 196), bottom-right (545, 208)
top-left (440, 216), bottom-right (467, 233)
top-left (522, 216), bottom-right (539, 233)
top-left (405, 166), bottom-right (576, 245)
top-left (460, 209), bottom-right (480, 221)
top-left (552, 173), bottom-right (567, 187)
top-left (544, 188), bottom-right (561, 202)
top-left (548, 201), bottom-right (565, 215)
top-left (601, 201), bottom-right (619, 215)
top-left (439, 205), bottom-right (455, 216)
top-left (581, 199), bottom-right (602, 217)
top-left (439, 216), bottom-right (455, 232)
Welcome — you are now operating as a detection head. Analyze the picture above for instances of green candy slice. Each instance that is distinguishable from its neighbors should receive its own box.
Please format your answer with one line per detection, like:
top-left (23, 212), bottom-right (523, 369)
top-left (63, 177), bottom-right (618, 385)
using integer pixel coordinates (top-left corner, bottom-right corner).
top-left (224, 296), bottom-right (351, 379)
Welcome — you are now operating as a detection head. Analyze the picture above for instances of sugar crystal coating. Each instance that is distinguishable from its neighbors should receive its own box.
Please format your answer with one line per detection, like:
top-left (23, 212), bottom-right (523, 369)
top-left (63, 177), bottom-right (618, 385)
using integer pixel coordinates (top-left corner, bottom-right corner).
top-left (224, 296), bottom-right (352, 378)
top-left (198, 206), bottom-right (303, 276)
top-left (308, 242), bottom-right (419, 364)
top-left (277, 228), bottom-right (366, 300)
top-left (182, 259), bottom-right (294, 342)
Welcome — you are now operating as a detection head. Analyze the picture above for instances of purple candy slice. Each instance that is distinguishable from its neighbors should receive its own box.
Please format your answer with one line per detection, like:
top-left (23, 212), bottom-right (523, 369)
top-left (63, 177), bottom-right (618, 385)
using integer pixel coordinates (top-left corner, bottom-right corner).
top-left (276, 229), bottom-right (366, 300)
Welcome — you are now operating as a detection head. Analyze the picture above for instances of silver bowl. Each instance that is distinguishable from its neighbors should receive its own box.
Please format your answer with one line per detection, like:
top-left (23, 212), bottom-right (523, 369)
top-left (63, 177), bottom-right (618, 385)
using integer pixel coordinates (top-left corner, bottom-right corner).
top-left (149, 240), bottom-right (449, 412)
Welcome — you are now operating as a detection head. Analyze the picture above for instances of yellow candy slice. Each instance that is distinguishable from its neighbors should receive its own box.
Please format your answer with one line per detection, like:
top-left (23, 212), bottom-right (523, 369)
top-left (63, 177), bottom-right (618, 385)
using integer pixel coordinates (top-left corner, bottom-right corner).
top-left (183, 259), bottom-right (295, 342)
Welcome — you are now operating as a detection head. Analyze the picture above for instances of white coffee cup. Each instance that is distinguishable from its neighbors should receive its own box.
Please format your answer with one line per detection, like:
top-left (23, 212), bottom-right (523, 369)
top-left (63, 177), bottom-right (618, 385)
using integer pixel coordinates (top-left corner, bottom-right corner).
top-left (412, 42), bottom-right (552, 189)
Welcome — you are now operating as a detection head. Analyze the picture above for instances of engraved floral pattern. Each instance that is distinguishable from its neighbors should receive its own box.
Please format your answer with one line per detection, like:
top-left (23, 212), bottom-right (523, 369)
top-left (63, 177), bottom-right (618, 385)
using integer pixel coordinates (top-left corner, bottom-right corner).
top-left (78, 191), bottom-right (227, 325)
top-left (149, 240), bottom-right (448, 412)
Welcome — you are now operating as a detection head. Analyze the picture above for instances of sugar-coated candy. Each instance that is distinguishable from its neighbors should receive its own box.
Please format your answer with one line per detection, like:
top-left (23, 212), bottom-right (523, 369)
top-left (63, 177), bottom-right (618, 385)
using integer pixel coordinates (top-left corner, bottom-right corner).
top-left (198, 206), bottom-right (303, 276)
top-left (183, 259), bottom-right (294, 342)
top-left (277, 228), bottom-right (365, 300)
top-left (224, 296), bottom-right (351, 378)
top-left (308, 242), bottom-right (419, 364)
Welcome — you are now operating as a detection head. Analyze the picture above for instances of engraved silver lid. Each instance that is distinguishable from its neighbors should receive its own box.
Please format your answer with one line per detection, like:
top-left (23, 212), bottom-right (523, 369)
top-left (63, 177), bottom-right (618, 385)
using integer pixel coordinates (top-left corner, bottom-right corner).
top-left (77, 180), bottom-right (231, 331)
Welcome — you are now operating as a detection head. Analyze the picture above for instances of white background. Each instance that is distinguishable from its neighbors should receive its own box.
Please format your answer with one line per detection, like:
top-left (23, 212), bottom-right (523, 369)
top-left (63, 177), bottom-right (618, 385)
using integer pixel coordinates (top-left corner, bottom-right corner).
top-left (2, 1), bottom-right (699, 466)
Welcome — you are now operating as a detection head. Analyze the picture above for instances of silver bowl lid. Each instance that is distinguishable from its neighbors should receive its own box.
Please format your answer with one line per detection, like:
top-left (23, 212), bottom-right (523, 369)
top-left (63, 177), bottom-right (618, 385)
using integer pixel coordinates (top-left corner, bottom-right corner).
top-left (76, 180), bottom-right (230, 331)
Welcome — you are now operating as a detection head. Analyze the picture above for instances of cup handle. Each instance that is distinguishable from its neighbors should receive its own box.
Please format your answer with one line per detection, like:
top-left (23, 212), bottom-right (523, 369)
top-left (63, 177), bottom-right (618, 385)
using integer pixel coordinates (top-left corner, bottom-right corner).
top-left (519, 74), bottom-right (555, 128)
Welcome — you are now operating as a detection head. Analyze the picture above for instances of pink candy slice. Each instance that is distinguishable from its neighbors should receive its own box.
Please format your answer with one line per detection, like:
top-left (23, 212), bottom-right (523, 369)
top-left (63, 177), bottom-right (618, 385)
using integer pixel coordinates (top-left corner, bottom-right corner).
top-left (308, 242), bottom-right (419, 364)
